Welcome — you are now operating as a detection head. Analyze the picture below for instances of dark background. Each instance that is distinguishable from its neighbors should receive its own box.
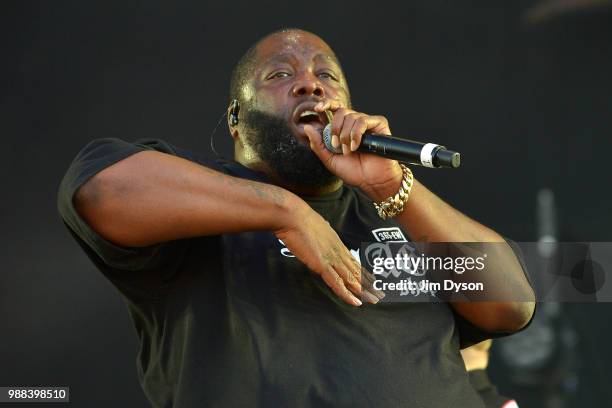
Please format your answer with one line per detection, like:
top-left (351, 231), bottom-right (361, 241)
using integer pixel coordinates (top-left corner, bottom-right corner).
top-left (1, 1), bottom-right (611, 407)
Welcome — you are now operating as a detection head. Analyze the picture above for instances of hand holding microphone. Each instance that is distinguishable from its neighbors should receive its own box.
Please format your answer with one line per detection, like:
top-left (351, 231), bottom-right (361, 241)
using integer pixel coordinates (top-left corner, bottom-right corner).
top-left (303, 100), bottom-right (461, 202)
top-left (321, 109), bottom-right (460, 169)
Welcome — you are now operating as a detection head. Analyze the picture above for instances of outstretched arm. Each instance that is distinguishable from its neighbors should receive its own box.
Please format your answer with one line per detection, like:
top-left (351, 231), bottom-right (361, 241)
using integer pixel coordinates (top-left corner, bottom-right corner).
top-left (75, 150), bottom-right (293, 246)
top-left (65, 146), bottom-right (369, 306)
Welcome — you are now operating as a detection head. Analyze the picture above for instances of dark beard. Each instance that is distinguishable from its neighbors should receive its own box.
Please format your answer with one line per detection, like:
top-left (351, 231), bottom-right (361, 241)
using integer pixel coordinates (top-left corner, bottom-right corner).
top-left (241, 109), bottom-right (338, 191)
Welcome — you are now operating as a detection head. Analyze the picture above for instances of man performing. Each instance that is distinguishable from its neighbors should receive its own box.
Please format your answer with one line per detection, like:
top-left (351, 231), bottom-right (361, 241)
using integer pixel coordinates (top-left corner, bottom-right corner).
top-left (58, 28), bottom-right (535, 407)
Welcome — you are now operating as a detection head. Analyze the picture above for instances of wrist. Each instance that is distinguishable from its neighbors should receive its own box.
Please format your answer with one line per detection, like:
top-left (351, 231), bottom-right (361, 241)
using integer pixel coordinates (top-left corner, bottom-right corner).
top-left (273, 190), bottom-right (310, 233)
top-left (366, 164), bottom-right (414, 220)
top-left (361, 163), bottom-right (404, 202)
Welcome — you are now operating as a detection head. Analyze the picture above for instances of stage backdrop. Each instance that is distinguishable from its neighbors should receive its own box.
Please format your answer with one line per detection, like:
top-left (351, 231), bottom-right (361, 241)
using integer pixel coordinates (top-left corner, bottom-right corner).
top-left (2, 1), bottom-right (611, 406)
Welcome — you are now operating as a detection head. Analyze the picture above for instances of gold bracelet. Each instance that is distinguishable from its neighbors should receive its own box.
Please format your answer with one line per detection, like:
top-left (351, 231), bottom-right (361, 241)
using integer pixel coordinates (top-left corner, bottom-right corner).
top-left (373, 164), bottom-right (414, 220)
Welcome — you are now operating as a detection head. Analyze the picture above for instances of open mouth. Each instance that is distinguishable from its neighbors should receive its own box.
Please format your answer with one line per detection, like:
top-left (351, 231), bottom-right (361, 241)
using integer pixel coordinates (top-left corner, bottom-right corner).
top-left (292, 105), bottom-right (327, 139)
top-left (298, 110), bottom-right (323, 124)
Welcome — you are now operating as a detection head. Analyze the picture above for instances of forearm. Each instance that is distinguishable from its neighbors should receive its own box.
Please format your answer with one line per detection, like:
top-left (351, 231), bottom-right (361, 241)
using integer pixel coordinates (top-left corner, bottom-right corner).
top-left (393, 180), bottom-right (503, 243)
top-left (366, 177), bottom-right (535, 332)
top-left (74, 150), bottom-right (302, 247)
top-left (367, 178), bottom-right (507, 245)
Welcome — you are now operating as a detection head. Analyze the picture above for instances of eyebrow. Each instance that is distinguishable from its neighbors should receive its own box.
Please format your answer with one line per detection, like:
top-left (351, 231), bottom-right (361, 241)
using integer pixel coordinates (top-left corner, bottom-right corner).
top-left (261, 53), bottom-right (296, 67)
top-left (261, 52), bottom-right (341, 69)
top-left (313, 53), bottom-right (340, 66)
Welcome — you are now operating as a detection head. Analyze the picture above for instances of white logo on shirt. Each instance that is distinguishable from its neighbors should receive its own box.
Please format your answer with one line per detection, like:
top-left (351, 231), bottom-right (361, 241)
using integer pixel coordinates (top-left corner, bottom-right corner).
top-left (278, 239), bottom-right (295, 257)
top-left (371, 227), bottom-right (408, 243)
top-left (278, 241), bottom-right (361, 264)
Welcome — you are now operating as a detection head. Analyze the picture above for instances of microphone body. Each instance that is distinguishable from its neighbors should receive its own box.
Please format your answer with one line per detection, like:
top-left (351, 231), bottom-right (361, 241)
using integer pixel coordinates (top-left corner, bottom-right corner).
top-left (322, 124), bottom-right (460, 168)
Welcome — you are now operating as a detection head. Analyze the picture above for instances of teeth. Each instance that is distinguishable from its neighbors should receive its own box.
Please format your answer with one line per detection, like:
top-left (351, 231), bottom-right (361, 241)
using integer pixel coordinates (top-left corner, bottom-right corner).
top-left (300, 110), bottom-right (318, 118)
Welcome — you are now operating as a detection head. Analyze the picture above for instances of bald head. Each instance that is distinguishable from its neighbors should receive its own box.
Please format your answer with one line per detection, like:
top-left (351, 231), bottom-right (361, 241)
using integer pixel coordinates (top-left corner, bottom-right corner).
top-left (228, 28), bottom-right (346, 104)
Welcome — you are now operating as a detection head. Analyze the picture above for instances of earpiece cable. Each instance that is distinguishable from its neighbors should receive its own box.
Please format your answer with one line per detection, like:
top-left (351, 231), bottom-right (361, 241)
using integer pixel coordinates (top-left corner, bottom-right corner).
top-left (209, 109), bottom-right (228, 158)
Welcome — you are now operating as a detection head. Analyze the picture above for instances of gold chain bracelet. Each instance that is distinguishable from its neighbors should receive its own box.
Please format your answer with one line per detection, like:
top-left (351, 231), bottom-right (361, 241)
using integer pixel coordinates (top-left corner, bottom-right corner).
top-left (373, 164), bottom-right (414, 220)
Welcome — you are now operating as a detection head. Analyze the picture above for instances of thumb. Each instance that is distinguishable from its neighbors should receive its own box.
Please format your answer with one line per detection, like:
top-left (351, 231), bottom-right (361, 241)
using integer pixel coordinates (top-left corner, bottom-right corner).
top-left (304, 124), bottom-right (335, 165)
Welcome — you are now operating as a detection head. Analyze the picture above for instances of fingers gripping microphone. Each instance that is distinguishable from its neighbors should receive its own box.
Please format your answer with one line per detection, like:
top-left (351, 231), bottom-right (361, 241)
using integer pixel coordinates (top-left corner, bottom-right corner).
top-left (322, 124), bottom-right (461, 169)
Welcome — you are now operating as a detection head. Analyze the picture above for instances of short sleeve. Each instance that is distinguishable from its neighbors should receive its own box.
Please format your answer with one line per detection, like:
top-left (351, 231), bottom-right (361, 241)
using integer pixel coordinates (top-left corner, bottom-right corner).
top-left (57, 138), bottom-right (228, 278)
top-left (455, 238), bottom-right (537, 349)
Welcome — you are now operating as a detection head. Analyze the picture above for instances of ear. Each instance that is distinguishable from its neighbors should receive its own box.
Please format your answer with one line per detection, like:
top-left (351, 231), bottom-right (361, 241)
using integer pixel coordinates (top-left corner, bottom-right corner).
top-left (227, 99), bottom-right (240, 140)
top-left (227, 109), bottom-right (239, 140)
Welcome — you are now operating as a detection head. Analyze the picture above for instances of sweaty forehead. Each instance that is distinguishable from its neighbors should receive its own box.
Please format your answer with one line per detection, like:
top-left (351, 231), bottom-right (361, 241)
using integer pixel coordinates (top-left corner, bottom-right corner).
top-left (254, 31), bottom-right (339, 67)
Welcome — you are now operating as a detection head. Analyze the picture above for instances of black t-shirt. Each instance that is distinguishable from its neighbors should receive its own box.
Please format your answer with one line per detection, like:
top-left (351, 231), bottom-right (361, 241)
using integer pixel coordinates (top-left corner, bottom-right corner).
top-left (57, 138), bottom-right (528, 408)
top-left (468, 369), bottom-right (518, 408)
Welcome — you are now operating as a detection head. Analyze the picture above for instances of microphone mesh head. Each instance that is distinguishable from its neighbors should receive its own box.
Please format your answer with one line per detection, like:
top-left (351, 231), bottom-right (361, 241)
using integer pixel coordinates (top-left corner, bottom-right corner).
top-left (323, 124), bottom-right (342, 153)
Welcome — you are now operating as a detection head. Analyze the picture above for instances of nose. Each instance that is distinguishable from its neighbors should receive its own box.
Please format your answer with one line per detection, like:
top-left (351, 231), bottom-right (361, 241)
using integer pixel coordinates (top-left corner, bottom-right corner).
top-left (291, 72), bottom-right (324, 98)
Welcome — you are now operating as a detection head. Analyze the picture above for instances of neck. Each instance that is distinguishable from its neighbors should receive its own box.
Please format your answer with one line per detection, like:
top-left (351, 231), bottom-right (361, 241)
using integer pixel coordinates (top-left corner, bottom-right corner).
top-left (281, 178), bottom-right (343, 197)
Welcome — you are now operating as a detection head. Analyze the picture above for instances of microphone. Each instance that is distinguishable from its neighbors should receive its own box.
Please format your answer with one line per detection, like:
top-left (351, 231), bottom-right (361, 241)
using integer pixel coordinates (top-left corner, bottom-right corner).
top-left (322, 124), bottom-right (461, 168)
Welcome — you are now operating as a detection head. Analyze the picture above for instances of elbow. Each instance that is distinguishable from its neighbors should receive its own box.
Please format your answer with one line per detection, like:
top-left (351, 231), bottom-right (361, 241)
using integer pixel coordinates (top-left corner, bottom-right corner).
top-left (453, 295), bottom-right (536, 334)
top-left (73, 171), bottom-right (128, 244)
top-left (73, 172), bottom-right (107, 218)
top-left (498, 282), bottom-right (537, 333)
top-left (490, 299), bottom-right (536, 333)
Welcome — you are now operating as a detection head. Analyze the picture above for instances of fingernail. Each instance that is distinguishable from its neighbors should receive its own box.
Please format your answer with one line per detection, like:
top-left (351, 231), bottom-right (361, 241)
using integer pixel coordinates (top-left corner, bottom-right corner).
top-left (342, 144), bottom-right (350, 155)
top-left (354, 298), bottom-right (363, 306)
top-left (350, 139), bottom-right (357, 151)
top-left (331, 135), bottom-right (339, 148)
top-left (364, 291), bottom-right (379, 304)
